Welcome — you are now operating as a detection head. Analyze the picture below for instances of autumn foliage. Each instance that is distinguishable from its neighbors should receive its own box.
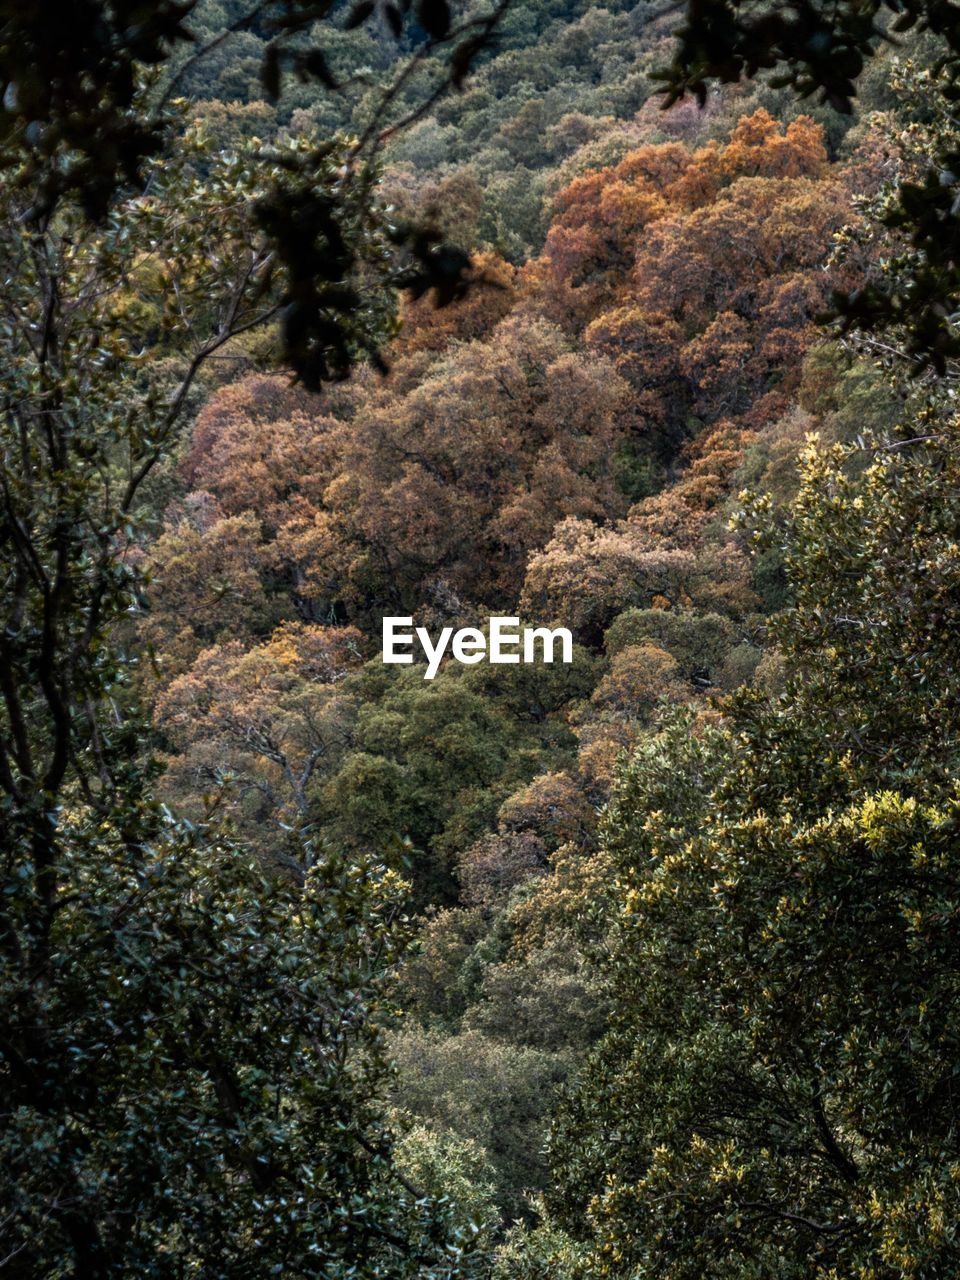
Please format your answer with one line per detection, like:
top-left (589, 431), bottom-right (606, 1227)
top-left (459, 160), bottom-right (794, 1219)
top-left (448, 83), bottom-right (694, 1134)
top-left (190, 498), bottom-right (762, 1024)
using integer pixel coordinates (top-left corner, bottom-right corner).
top-left (143, 109), bottom-right (862, 873)
top-left (137, 110), bottom-right (887, 1230)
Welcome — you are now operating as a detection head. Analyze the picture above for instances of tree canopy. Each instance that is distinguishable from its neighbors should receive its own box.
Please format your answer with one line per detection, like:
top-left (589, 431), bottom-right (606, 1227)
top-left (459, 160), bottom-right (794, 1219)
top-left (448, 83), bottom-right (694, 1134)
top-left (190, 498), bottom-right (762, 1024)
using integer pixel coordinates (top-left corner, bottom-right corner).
top-left (5, 0), bottom-right (960, 1275)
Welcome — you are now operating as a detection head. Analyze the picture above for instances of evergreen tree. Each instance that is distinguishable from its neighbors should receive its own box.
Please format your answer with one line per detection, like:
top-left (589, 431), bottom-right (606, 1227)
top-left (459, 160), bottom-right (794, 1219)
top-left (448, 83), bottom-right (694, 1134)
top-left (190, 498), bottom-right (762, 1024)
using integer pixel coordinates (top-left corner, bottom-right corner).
top-left (548, 424), bottom-right (960, 1277)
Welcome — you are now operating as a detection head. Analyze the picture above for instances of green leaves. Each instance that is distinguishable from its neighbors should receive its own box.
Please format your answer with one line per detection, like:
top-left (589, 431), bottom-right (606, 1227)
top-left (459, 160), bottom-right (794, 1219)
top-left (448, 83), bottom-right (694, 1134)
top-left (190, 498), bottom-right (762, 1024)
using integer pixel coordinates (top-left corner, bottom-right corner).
top-left (658, 1), bottom-right (897, 115)
top-left (547, 429), bottom-right (960, 1277)
top-left (2, 795), bottom-right (486, 1274)
top-left (0, 123), bottom-right (486, 1280)
top-left (0, 0), bottom-right (195, 216)
top-left (0, 0), bottom-right (512, 389)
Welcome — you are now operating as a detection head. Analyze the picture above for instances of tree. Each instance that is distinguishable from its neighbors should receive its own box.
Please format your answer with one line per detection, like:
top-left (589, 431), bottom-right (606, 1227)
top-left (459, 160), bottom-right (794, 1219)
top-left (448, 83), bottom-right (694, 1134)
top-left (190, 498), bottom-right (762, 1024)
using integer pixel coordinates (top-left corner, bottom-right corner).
top-left (318, 664), bottom-right (561, 905)
top-left (285, 314), bottom-right (630, 616)
top-left (392, 250), bottom-right (518, 356)
top-left (0, 0), bottom-right (516, 381)
top-left (389, 1025), bottom-right (575, 1222)
top-left (538, 111), bottom-right (833, 329)
top-left (457, 830), bottom-right (549, 910)
top-left (546, 427), bottom-right (960, 1277)
top-left (179, 374), bottom-right (344, 527)
top-left (662, 0), bottom-right (960, 371)
top-left (603, 606), bottom-right (746, 689)
top-left (139, 497), bottom-right (277, 682)
top-left (2, 823), bottom-right (487, 1276)
top-left (520, 514), bottom-right (752, 647)
top-left (534, 110), bottom-right (851, 473)
top-left (155, 621), bottom-right (365, 862)
top-left (0, 95), bottom-right (485, 1280)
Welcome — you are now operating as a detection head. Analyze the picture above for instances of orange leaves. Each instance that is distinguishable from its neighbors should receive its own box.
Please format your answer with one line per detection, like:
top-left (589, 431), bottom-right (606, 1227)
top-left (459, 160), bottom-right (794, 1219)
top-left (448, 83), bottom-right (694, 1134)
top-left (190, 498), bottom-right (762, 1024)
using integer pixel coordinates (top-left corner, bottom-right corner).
top-left (147, 108), bottom-right (864, 738)
top-left (585, 307), bottom-right (684, 384)
top-left (140, 503), bottom-right (274, 682)
top-left (394, 251), bottom-right (517, 356)
top-left (542, 111), bottom-right (830, 316)
top-left (181, 373), bottom-right (344, 527)
top-left (627, 176), bottom-right (845, 326)
top-left (154, 621), bottom-right (365, 846)
top-left (679, 311), bottom-right (757, 417)
top-left (520, 516), bottom-right (701, 644)
top-left (306, 314), bottom-right (631, 613)
top-left (169, 308), bottom-right (635, 626)
top-left (579, 642), bottom-right (686, 723)
top-left (155, 623), bottom-right (361, 748)
top-left (498, 771), bottom-right (596, 853)
top-left (719, 109), bottom-right (828, 181)
top-left (525, 110), bottom-right (853, 452)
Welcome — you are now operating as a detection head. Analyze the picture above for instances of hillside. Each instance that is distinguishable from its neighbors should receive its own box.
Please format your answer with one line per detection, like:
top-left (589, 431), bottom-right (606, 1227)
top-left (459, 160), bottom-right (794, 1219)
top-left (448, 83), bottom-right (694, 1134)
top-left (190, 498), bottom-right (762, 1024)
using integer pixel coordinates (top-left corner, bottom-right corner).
top-left (3, 2), bottom-right (960, 1276)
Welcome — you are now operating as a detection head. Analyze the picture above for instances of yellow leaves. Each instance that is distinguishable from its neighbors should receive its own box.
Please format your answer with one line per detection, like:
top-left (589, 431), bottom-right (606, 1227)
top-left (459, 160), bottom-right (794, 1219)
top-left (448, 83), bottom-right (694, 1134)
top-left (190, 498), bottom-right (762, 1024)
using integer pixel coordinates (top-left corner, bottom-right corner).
top-left (856, 790), bottom-right (919, 848)
top-left (903, 906), bottom-right (924, 933)
top-left (635, 878), bottom-right (667, 907)
top-left (799, 430), bottom-right (823, 462)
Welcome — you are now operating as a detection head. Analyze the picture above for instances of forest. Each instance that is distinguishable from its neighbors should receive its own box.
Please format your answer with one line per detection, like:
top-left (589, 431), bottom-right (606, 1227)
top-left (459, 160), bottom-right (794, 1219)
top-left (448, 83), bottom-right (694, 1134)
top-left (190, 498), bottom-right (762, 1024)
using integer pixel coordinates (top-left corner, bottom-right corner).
top-left (3, 0), bottom-right (960, 1276)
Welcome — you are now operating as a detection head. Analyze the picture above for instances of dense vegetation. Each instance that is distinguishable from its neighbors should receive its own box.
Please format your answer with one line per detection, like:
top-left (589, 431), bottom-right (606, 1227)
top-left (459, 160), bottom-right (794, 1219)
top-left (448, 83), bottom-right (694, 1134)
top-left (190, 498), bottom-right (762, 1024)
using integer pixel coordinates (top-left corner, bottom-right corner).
top-left (4, 1), bottom-right (960, 1276)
